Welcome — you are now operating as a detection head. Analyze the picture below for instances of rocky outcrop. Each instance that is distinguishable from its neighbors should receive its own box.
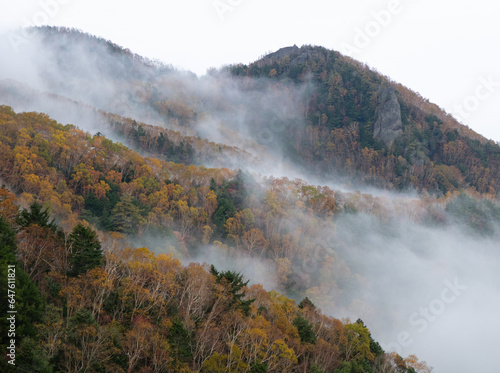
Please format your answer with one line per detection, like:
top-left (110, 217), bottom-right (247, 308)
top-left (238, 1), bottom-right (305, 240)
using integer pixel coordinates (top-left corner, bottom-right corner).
top-left (265, 45), bottom-right (299, 61)
top-left (373, 87), bottom-right (402, 146)
top-left (256, 45), bottom-right (325, 69)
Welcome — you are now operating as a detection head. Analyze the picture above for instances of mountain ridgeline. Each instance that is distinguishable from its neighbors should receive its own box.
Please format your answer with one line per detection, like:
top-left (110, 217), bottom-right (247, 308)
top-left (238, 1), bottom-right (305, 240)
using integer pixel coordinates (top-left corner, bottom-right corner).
top-left (1, 27), bottom-right (500, 372)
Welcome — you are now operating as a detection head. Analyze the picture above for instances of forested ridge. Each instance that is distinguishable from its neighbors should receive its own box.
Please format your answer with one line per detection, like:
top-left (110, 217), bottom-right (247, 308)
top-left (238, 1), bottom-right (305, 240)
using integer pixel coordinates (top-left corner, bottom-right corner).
top-left (229, 45), bottom-right (500, 194)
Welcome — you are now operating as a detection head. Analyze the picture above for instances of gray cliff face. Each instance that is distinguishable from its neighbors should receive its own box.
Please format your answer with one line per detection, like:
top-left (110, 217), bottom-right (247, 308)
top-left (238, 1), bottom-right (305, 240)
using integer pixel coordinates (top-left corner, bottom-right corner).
top-left (373, 87), bottom-right (402, 146)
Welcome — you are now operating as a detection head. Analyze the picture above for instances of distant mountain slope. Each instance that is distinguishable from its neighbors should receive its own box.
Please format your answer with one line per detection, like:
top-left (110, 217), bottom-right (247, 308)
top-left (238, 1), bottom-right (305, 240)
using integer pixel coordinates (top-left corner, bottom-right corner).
top-left (229, 45), bottom-right (500, 195)
top-left (33, 25), bottom-right (174, 88)
top-left (2, 27), bottom-right (284, 165)
top-left (0, 79), bottom-right (259, 170)
top-left (2, 26), bottom-right (178, 122)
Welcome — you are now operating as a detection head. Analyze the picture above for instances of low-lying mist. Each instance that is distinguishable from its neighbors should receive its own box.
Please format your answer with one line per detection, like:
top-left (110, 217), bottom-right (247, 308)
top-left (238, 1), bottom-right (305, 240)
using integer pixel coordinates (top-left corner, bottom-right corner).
top-left (153, 166), bottom-right (497, 372)
top-left (331, 211), bottom-right (500, 372)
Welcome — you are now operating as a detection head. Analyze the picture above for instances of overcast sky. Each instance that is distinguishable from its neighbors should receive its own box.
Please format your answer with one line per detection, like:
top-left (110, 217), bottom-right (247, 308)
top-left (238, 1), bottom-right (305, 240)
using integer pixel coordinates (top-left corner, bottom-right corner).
top-left (1, 0), bottom-right (499, 141)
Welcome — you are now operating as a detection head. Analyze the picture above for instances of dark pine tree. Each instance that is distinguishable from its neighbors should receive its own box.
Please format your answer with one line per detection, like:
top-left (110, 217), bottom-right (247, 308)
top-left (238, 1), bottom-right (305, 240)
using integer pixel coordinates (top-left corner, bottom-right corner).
top-left (210, 265), bottom-right (254, 315)
top-left (0, 216), bottom-right (44, 370)
top-left (293, 314), bottom-right (317, 344)
top-left (16, 201), bottom-right (58, 231)
top-left (67, 223), bottom-right (104, 276)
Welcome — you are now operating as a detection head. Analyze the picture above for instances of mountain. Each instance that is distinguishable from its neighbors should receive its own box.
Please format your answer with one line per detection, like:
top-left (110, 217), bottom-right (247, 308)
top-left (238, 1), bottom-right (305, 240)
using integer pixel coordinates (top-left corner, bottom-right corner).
top-left (1, 27), bottom-right (499, 372)
top-left (229, 45), bottom-right (500, 194)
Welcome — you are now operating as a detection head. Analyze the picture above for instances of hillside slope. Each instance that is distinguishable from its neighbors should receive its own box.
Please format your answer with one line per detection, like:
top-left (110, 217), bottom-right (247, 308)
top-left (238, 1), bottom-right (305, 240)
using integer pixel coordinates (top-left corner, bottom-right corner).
top-left (0, 106), bottom-right (442, 373)
top-left (229, 45), bottom-right (500, 194)
top-left (0, 79), bottom-right (259, 170)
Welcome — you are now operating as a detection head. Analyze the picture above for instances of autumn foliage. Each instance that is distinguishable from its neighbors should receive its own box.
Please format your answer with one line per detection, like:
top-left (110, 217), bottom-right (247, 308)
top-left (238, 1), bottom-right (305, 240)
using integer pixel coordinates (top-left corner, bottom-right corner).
top-left (0, 106), bottom-right (441, 371)
top-left (0, 201), bottom-right (431, 372)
